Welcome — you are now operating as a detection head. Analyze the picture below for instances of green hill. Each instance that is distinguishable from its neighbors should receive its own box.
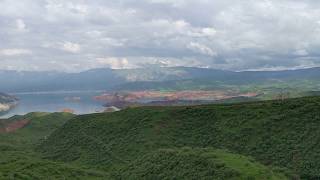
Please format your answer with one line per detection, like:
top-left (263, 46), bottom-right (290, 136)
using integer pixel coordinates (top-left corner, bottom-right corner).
top-left (5, 96), bottom-right (320, 179)
top-left (0, 111), bottom-right (289, 179)
top-left (38, 97), bottom-right (320, 178)
top-left (0, 151), bottom-right (109, 180)
top-left (0, 112), bottom-right (75, 149)
top-left (0, 112), bottom-right (112, 179)
top-left (115, 148), bottom-right (288, 180)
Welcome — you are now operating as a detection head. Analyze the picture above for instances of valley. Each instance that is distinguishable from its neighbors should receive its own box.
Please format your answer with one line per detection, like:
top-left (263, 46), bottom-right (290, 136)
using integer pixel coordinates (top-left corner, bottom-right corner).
top-left (0, 67), bottom-right (319, 179)
top-left (1, 67), bottom-right (320, 118)
top-left (2, 1), bottom-right (319, 179)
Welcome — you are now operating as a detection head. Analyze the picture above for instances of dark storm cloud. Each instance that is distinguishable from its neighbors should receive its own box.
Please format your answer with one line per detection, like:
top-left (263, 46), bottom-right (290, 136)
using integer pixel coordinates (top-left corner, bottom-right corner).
top-left (0, 0), bottom-right (320, 71)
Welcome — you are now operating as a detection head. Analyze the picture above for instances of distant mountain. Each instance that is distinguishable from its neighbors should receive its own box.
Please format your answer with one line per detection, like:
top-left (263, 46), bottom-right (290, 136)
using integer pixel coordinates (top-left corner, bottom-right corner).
top-left (0, 67), bottom-right (320, 93)
top-left (114, 67), bottom-right (320, 91)
top-left (0, 69), bottom-right (124, 92)
top-left (114, 66), bottom-right (237, 81)
top-left (0, 67), bottom-right (234, 92)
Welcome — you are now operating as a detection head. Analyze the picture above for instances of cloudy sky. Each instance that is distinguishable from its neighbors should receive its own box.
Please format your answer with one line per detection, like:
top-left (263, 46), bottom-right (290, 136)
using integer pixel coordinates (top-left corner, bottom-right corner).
top-left (0, 0), bottom-right (320, 72)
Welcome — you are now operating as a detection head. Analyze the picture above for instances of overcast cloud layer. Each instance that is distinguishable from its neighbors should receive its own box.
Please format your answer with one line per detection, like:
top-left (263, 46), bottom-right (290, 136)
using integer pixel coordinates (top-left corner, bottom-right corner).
top-left (1, 0), bottom-right (320, 72)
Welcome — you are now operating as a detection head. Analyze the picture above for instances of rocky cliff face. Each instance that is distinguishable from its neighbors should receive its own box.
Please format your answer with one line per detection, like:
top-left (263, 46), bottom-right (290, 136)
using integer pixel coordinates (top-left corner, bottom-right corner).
top-left (0, 93), bottom-right (18, 113)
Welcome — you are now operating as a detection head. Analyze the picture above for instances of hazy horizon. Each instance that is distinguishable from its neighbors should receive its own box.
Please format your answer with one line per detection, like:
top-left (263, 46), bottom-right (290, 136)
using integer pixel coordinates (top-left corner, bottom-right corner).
top-left (1, 65), bottom-right (320, 74)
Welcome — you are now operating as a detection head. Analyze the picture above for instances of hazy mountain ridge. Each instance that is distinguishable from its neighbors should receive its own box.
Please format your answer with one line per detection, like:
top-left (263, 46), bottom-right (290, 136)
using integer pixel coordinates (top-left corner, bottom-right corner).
top-left (0, 67), bottom-right (319, 93)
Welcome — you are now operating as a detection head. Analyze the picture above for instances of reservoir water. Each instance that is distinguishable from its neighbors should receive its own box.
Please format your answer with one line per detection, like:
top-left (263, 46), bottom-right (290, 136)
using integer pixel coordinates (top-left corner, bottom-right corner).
top-left (0, 91), bottom-right (106, 118)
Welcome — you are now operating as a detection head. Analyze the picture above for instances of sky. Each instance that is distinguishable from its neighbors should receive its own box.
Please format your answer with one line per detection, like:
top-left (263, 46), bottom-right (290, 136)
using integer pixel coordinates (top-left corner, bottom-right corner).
top-left (0, 0), bottom-right (320, 72)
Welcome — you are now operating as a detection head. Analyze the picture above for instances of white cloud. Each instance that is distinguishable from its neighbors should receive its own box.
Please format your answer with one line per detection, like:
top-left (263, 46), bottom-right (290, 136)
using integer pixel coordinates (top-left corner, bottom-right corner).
top-left (0, 49), bottom-right (32, 56)
top-left (62, 42), bottom-right (81, 53)
top-left (201, 28), bottom-right (216, 37)
top-left (187, 42), bottom-right (217, 56)
top-left (0, 0), bottom-right (320, 71)
top-left (86, 30), bottom-right (102, 38)
top-left (101, 38), bottom-right (125, 47)
top-left (16, 19), bottom-right (27, 31)
top-left (150, 0), bottom-right (186, 7)
top-left (96, 57), bottom-right (134, 69)
top-left (294, 49), bottom-right (309, 56)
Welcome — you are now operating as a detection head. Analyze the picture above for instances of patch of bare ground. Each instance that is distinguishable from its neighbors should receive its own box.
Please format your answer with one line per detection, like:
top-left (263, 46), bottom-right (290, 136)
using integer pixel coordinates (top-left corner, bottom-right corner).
top-left (0, 119), bottom-right (30, 133)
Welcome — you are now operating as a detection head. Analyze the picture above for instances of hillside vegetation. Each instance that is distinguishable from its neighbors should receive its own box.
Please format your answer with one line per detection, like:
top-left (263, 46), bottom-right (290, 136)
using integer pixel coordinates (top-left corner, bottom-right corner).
top-left (0, 112), bottom-right (75, 149)
top-left (38, 96), bottom-right (320, 179)
top-left (115, 148), bottom-right (288, 180)
top-left (0, 101), bottom-right (298, 179)
top-left (0, 112), bottom-right (111, 179)
top-left (0, 151), bottom-right (109, 179)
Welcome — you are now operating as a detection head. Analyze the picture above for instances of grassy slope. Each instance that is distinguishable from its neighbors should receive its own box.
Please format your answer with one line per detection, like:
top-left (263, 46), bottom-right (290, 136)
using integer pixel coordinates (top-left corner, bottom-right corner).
top-left (38, 98), bottom-right (320, 178)
top-left (0, 112), bottom-right (75, 149)
top-left (0, 112), bottom-right (110, 179)
top-left (0, 111), bottom-right (286, 179)
top-left (115, 148), bottom-right (288, 180)
top-left (0, 151), bottom-right (109, 180)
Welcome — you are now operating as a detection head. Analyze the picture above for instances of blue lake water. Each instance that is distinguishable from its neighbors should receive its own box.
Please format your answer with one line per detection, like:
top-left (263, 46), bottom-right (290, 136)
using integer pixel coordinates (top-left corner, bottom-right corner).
top-left (0, 91), bottom-right (106, 118)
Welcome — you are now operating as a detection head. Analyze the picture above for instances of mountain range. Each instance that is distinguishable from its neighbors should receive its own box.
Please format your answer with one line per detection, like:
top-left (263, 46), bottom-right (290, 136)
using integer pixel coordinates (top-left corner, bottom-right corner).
top-left (0, 66), bottom-right (320, 93)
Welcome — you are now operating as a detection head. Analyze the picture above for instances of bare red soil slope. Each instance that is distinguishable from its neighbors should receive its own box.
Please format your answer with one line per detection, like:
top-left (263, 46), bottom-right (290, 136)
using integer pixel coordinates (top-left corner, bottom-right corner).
top-left (0, 119), bottom-right (30, 133)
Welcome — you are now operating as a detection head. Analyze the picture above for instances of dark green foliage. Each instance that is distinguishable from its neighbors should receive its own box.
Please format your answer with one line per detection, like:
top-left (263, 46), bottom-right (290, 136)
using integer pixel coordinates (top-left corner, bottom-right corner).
top-left (0, 112), bottom-right (75, 149)
top-left (114, 148), bottom-right (287, 180)
top-left (0, 112), bottom-right (111, 179)
top-left (8, 96), bottom-right (320, 179)
top-left (38, 97), bottom-right (320, 178)
top-left (0, 151), bottom-right (109, 180)
top-left (0, 111), bottom-right (287, 179)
